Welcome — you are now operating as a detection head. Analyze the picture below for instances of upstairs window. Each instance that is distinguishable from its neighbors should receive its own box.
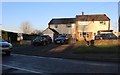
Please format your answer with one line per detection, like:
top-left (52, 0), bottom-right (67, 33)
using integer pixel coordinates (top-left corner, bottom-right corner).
top-left (66, 24), bottom-right (71, 28)
top-left (100, 21), bottom-right (106, 25)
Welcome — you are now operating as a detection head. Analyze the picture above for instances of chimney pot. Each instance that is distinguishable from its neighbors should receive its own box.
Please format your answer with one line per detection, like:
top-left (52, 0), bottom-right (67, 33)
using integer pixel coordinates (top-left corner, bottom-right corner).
top-left (82, 12), bottom-right (84, 15)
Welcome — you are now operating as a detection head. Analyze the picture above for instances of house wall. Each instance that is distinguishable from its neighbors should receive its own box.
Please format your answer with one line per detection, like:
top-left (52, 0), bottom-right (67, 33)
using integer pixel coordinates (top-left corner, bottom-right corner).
top-left (43, 28), bottom-right (54, 34)
top-left (113, 32), bottom-right (120, 37)
top-left (76, 21), bottom-right (109, 33)
top-left (49, 21), bottom-right (110, 41)
top-left (49, 23), bottom-right (76, 38)
top-left (76, 21), bottom-right (110, 40)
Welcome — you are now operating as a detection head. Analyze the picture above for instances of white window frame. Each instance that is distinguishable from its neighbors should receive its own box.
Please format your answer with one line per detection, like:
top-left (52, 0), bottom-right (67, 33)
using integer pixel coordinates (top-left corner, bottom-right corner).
top-left (99, 21), bottom-right (106, 25)
top-left (66, 24), bottom-right (71, 28)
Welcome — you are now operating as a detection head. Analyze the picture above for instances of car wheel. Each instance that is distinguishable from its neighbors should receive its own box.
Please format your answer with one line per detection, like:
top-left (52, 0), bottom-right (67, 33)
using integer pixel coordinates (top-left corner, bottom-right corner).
top-left (61, 40), bottom-right (64, 45)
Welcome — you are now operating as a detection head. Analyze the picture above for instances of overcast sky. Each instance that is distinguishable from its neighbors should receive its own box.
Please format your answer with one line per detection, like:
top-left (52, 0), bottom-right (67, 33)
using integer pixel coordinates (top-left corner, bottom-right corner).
top-left (2, 2), bottom-right (119, 32)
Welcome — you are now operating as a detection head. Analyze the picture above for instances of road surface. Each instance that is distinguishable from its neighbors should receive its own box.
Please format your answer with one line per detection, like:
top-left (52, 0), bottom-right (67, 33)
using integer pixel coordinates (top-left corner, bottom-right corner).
top-left (2, 54), bottom-right (119, 74)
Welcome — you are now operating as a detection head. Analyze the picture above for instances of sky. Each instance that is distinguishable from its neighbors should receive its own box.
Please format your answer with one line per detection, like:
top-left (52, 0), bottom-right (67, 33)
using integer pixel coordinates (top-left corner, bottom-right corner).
top-left (118, 1), bottom-right (120, 32)
top-left (2, 2), bottom-right (119, 33)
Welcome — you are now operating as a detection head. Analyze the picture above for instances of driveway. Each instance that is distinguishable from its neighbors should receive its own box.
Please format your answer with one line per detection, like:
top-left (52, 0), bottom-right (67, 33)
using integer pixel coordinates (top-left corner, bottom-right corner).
top-left (12, 43), bottom-right (72, 57)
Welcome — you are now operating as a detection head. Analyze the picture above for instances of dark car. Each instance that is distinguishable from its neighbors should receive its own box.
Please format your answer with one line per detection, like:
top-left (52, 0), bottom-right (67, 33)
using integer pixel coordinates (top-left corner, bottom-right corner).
top-left (95, 33), bottom-right (118, 40)
top-left (31, 35), bottom-right (52, 46)
top-left (0, 38), bottom-right (13, 55)
top-left (41, 35), bottom-right (52, 44)
top-left (54, 34), bottom-right (72, 44)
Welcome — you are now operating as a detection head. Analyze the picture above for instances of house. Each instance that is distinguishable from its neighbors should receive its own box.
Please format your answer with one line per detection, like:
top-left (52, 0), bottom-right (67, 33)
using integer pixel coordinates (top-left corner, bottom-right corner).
top-left (2, 30), bottom-right (19, 42)
top-left (48, 18), bottom-right (76, 39)
top-left (76, 14), bottom-right (110, 40)
top-left (44, 12), bottom-right (110, 41)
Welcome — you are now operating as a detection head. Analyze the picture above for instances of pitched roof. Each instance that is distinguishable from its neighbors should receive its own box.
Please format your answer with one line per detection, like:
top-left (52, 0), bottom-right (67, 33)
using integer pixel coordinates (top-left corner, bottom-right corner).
top-left (48, 18), bottom-right (75, 25)
top-left (76, 14), bottom-right (110, 21)
top-left (42, 28), bottom-right (59, 34)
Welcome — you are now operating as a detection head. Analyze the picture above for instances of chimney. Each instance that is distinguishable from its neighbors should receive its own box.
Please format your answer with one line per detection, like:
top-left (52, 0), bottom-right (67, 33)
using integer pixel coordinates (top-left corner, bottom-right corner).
top-left (82, 12), bottom-right (84, 15)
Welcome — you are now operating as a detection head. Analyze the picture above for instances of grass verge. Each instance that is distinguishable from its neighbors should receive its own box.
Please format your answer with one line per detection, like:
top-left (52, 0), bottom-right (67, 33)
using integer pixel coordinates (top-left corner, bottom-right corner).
top-left (73, 41), bottom-right (119, 54)
top-left (74, 46), bottom-right (119, 54)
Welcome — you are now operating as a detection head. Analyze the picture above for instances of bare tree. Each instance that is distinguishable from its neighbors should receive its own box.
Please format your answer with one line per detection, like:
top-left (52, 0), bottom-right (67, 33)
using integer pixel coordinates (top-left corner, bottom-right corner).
top-left (20, 21), bottom-right (32, 34)
top-left (31, 29), bottom-right (43, 35)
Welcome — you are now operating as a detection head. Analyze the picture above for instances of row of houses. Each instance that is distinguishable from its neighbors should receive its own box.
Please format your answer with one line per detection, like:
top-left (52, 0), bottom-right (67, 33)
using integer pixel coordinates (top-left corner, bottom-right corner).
top-left (43, 12), bottom-right (111, 41)
top-left (2, 13), bottom-right (119, 42)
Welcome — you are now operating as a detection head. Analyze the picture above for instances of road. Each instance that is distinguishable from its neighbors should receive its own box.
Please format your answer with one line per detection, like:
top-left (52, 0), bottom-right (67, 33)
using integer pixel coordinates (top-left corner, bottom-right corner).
top-left (2, 53), bottom-right (119, 74)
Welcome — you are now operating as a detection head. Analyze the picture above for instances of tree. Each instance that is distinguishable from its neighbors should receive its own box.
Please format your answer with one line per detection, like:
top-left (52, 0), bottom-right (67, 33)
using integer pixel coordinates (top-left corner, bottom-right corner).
top-left (31, 29), bottom-right (43, 35)
top-left (20, 21), bottom-right (32, 34)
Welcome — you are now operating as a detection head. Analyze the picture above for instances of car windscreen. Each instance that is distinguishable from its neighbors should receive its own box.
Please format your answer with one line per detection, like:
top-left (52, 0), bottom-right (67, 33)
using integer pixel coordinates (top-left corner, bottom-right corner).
top-left (34, 37), bottom-right (44, 40)
top-left (58, 35), bottom-right (66, 38)
top-left (41, 36), bottom-right (48, 38)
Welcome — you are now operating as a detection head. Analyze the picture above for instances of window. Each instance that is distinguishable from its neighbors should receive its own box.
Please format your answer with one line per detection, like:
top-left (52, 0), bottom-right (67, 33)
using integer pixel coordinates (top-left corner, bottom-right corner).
top-left (100, 21), bottom-right (106, 25)
top-left (66, 24), bottom-right (71, 28)
top-left (55, 25), bottom-right (58, 28)
top-left (86, 32), bottom-right (89, 38)
top-left (94, 33), bottom-right (96, 36)
top-left (80, 32), bottom-right (89, 38)
top-left (100, 21), bottom-right (103, 24)
top-left (80, 32), bottom-right (83, 37)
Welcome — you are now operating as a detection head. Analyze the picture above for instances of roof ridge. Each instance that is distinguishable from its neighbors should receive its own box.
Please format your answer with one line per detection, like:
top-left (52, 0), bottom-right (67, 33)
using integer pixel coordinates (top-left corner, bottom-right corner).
top-left (76, 14), bottom-right (106, 16)
top-left (52, 18), bottom-right (75, 19)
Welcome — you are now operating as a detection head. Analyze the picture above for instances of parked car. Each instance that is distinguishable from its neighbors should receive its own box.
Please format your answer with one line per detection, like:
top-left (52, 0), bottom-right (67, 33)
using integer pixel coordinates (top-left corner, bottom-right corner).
top-left (54, 34), bottom-right (72, 44)
top-left (41, 35), bottom-right (52, 44)
top-left (95, 33), bottom-right (118, 40)
top-left (31, 35), bottom-right (52, 46)
top-left (0, 37), bottom-right (13, 55)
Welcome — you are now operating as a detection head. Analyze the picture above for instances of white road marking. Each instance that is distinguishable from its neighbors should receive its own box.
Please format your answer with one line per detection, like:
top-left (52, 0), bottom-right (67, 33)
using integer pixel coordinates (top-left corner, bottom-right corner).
top-left (2, 64), bottom-right (44, 74)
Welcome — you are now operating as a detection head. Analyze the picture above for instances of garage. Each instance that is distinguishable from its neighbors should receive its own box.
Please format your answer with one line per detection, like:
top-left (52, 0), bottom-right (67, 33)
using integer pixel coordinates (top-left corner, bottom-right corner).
top-left (42, 28), bottom-right (59, 42)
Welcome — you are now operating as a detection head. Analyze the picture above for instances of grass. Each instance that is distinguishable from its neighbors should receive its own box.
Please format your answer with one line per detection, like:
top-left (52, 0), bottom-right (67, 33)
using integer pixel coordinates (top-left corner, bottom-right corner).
top-left (74, 40), bottom-right (87, 46)
top-left (74, 46), bottom-right (119, 54)
top-left (73, 41), bottom-right (119, 54)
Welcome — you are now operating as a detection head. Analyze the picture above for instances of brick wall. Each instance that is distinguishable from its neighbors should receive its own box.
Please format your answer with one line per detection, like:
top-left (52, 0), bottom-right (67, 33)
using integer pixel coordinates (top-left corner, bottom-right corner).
top-left (94, 39), bottom-right (120, 46)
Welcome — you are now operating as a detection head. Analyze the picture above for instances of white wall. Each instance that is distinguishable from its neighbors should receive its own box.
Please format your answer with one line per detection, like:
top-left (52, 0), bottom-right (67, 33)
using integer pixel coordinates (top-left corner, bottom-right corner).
top-left (77, 21), bottom-right (109, 34)
top-left (49, 23), bottom-right (76, 35)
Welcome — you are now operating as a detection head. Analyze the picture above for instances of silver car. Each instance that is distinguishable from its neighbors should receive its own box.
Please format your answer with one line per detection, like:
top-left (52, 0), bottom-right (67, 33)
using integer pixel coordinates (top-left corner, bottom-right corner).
top-left (0, 38), bottom-right (13, 55)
